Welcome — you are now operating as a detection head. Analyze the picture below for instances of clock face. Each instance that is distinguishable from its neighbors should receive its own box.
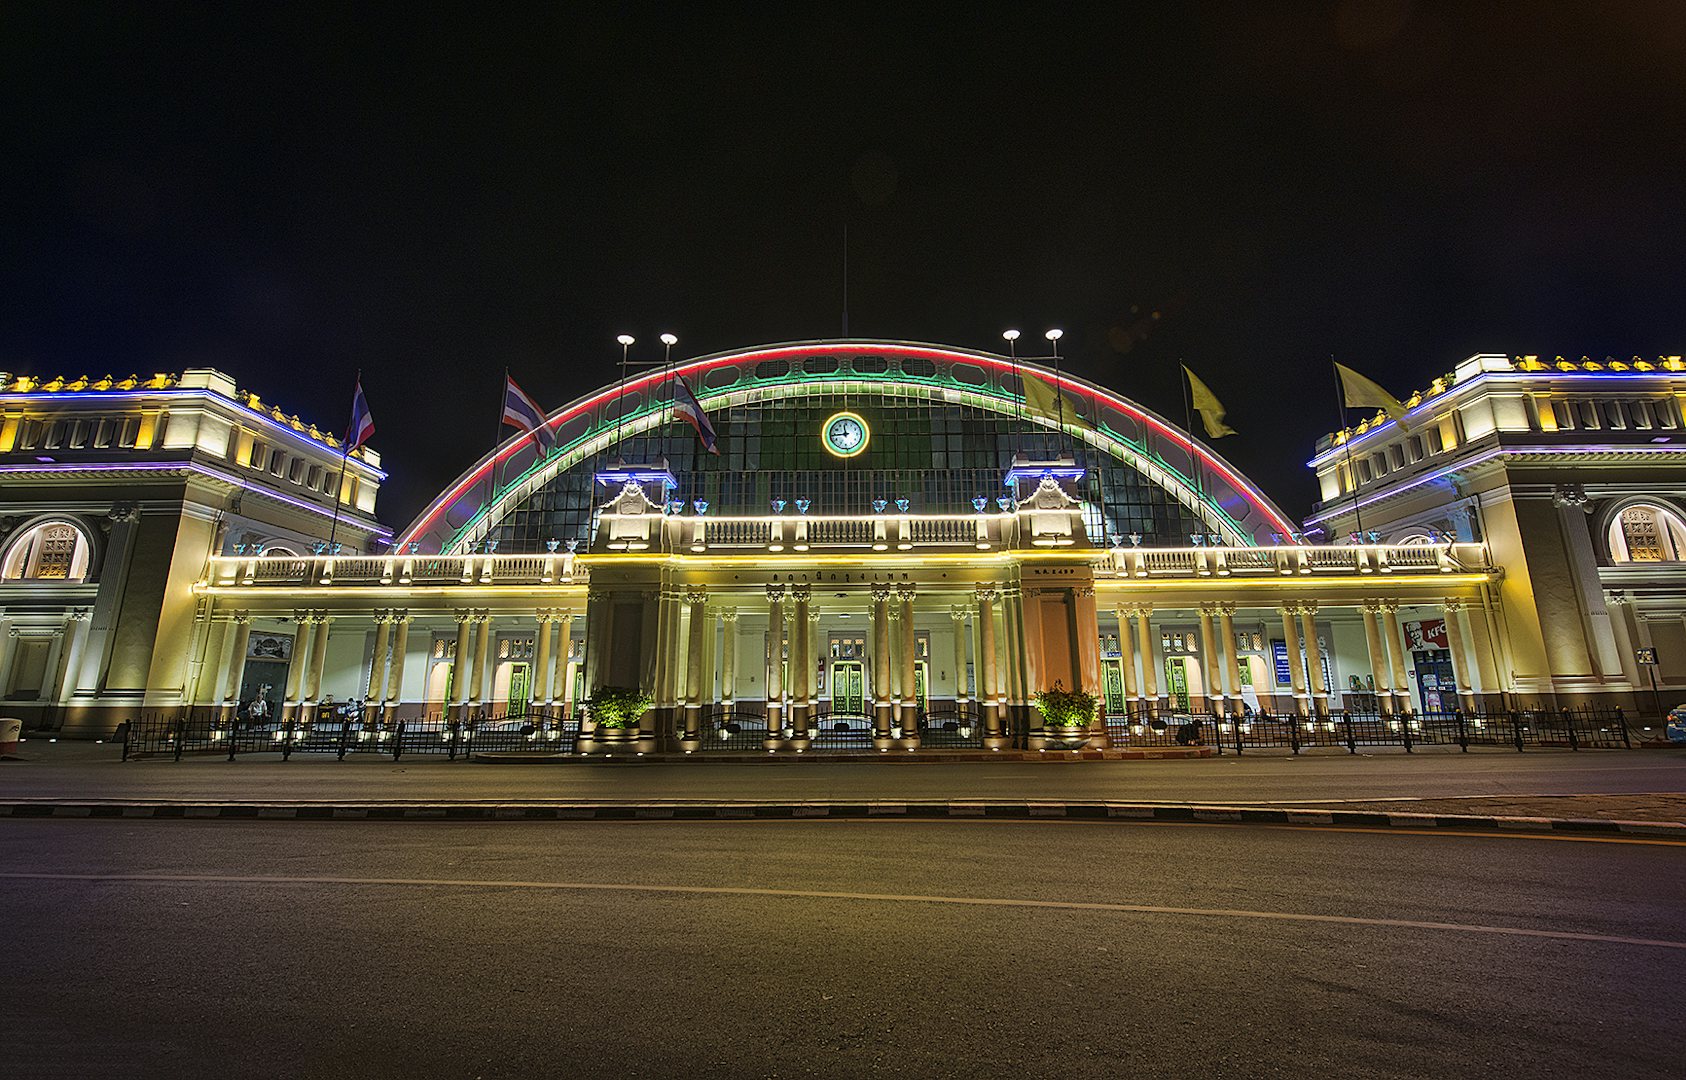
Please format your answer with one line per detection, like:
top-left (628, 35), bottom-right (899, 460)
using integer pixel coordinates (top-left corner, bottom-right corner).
top-left (822, 411), bottom-right (869, 457)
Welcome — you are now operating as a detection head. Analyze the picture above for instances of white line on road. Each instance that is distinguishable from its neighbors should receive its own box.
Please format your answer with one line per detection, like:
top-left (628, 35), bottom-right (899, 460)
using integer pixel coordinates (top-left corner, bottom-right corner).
top-left (5, 872), bottom-right (1684, 951)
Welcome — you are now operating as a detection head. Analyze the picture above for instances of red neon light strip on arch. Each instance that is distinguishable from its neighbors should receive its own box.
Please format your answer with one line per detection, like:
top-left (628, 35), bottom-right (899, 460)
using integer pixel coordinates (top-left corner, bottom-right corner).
top-left (399, 343), bottom-right (1296, 547)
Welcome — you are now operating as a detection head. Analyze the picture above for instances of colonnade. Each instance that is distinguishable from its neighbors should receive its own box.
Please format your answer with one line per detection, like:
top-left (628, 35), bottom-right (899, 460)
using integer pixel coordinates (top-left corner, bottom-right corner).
top-left (1106, 598), bottom-right (1493, 718)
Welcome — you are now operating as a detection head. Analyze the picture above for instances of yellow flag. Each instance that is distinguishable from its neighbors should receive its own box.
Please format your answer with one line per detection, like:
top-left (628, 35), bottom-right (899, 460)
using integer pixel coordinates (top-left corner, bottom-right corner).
top-left (1022, 371), bottom-right (1094, 433)
top-left (1335, 362), bottom-right (1407, 421)
top-left (1182, 365), bottom-right (1237, 439)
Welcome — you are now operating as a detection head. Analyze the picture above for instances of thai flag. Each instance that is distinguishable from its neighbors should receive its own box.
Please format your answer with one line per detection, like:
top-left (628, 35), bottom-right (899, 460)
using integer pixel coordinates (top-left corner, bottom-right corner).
top-left (501, 374), bottom-right (552, 451)
top-left (671, 374), bottom-right (719, 454)
top-left (346, 380), bottom-right (375, 450)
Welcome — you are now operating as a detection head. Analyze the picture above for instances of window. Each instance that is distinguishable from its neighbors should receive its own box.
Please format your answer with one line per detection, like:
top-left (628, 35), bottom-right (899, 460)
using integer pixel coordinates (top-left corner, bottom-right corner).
top-left (1608, 504), bottom-right (1686, 563)
top-left (1, 521), bottom-right (92, 582)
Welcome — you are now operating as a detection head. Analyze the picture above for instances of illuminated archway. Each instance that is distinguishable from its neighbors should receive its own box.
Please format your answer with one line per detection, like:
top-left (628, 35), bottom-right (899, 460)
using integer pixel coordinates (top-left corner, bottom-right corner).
top-left (398, 341), bottom-right (1300, 554)
top-left (1, 518), bottom-right (93, 581)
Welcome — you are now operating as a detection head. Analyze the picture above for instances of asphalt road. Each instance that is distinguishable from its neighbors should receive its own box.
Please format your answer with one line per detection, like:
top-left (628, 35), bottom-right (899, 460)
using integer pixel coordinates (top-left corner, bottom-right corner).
top-left (6, 741), bottom-right (1684, 805)
top-left (2, 818), bottom-right (1682, 1079)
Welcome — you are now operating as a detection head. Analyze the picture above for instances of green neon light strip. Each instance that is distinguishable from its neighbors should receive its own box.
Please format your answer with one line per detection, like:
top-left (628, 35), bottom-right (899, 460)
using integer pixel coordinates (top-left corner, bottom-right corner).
top-left (444, 369), bottom-right (1249, 552)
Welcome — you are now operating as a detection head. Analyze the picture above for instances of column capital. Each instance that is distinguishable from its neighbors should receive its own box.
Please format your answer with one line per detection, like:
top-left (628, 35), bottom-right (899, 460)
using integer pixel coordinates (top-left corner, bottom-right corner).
top-left (1198, 603), bottom-right (1221, 617)
top-left (951, 605), bottom-right (968, 620)
top-left (1443, 597), bottom-right (1466, 612)
top-left (790, 585), bottom-right (811, 603)
top-left (685, 587), bottom-right (709, 606)
top-left (871, 583), bottom-right (894, 602)
top-left (1217, 602), bottom-right (1236, 617)
top-left (722, 608), bottom-right (739, 624)
top-left (587, 589), bottom-right (613, 602)
top-left (231, 611), bottom-right (252, 625)
top-left (1075, 585), bottom-right (1096, 598)
top-left (1379, 600), bottom-right (1401, 615)
top-left (766, 583), bottom-right (787, 602)
top-left (895, 582), bottom-right (917, 602)
top-left (974, 583), bottom-right (999, 602)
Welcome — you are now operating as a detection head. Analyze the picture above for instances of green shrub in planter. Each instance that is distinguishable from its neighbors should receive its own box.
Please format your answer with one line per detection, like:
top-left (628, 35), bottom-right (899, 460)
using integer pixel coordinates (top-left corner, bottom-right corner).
top-left (587, 686), bottom-right (653, 729)
top-left (1032, 681), bottom-right (1099, 729)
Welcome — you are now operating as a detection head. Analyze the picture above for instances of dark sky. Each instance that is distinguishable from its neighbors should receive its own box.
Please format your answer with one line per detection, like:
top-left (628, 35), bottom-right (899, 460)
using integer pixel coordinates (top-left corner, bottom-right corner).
top-left (5, 2), bottom-right (1685, 526)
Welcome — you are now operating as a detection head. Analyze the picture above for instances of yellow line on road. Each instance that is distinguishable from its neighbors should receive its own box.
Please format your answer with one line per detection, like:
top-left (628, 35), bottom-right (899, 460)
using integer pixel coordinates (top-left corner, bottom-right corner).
top-left (4, 871), bottom-right (1683, 951)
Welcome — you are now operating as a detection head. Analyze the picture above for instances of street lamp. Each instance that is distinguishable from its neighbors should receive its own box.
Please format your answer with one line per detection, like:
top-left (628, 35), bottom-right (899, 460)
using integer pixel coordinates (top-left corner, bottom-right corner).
top-left (614, 335), bottom-right (636, 454)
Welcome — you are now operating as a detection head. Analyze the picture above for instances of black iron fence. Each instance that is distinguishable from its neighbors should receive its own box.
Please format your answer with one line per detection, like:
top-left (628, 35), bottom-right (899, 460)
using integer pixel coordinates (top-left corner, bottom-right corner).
top-left (1103, 705), bottom-right (1636, 755)
top-left (698, 707), bottom-right (770, 751)
top-left (920, 704), bottom-right (984, 749)
top-left (121, 709), bottom-right (579, 761)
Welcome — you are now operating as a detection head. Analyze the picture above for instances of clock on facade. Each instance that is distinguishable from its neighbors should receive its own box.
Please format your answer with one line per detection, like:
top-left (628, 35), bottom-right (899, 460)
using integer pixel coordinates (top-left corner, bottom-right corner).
top-left (821, 411), bottom-right (870, 458)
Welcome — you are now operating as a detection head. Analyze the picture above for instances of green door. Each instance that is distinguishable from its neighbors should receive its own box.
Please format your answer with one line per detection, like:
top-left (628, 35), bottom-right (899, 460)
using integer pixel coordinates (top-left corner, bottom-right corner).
top-left (1102, 659), bottom-right (1125, 714)
top-left (1165, 657), bottom-right (1190, 711)
top-left (508, 662), bottom-right (531, 715)
top-left (831, 661), bottom-right (864, 714)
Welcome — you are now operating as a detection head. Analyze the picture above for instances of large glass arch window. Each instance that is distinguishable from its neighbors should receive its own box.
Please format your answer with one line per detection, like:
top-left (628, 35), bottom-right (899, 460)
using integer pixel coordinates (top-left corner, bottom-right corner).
top-left (1608, 503), bottom-right (1686, 562)
top-left (1, 520), bottom-right (93, 581)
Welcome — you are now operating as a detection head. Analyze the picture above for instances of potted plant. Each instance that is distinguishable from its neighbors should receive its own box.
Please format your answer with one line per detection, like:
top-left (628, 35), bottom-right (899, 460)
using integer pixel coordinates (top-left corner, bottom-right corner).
top-left (586, 685), bottom-right (653, 744)
top-left (1032, 681), bottom-right (1099, 739)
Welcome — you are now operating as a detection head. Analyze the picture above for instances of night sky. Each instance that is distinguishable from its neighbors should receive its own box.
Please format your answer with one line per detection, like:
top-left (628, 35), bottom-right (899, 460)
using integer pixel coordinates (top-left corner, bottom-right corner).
top-left (5, 3), bottom-right (1684, 526)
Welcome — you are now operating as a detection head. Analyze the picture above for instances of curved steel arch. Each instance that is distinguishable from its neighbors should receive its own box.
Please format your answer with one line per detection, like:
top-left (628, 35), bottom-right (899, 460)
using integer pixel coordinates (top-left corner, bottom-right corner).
top-left (397, 340), bottom-right (1299, 553)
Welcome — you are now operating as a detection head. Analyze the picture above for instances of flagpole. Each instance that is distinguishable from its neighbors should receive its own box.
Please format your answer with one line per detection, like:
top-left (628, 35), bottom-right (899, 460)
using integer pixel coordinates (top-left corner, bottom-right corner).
top-left (1332, 358), bottom-right (1365, 538)
top-left (1180, 361), bottom-right (1204, 538)
top-left (326, 369), bottom-right (359, 554)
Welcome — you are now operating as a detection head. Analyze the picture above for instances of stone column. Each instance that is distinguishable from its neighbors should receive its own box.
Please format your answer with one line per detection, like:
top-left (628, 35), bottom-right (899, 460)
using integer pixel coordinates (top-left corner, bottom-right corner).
top-left (976, 585), bottom-right (1003, 744)
top-left (557, 613), bottom-right (576, 713)
top-left (282, 613), bottom-right (313, 724)
top-left (221, 614), bottom-right (252, 721)
top-left (1115, 607), bottom-right (1139, 711)
top-left (683, 587), bottom-right (708, 740)
top-left (583, 592), bottom-right (611, 702)
top-left (808, 607), bottom-right (822, 711)
top-left (1218, 604), bottom-right (1242, 717)
top-left (1074, 586), bottom-right (1108, 745)
top-left (1380, 602), bottom-right (1412, 714)
top-left (1442, 600), bottom-right (1477, 713)
top-left (470, 613), bottom-right (493, 715)
top-left (789, 586), bottom-right (811, 729)
top-left (533, 611), bottom-right (554, 710)
top-left (383, 613), bottom-right (410, 723)
top-left (897, 583), bottom-right (919, 744)
top-left (1197, 606), bottom-right (1221, 715)
top-left (1361, 603), bottom-right (1392, 715)
top-left (1300, 605), bottom-right (1328, 715)
top-left (302, 614), bottom-right (331, 723)
top-left (766, 584), bottom-right (786, 742)
top-left (950, 607), bottom-right (969, 705)
top-left (871, 584), bottom-right (894, 740)
top-left (1136, 609), bottom-right (1160, 715)
top-left (366, 613), bottom-right (392, 723)
top-left (1280, 606), bottom-right (1309, 716)
top-left (720, 610), bottom-right (738, 705)
top-left (451, 611), bottom-right (474, 721)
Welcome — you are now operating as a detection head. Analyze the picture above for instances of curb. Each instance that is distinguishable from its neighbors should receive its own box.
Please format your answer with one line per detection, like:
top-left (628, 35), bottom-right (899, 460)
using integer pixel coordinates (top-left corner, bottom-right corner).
top-left (1, 800), bottom-right (1682, 837)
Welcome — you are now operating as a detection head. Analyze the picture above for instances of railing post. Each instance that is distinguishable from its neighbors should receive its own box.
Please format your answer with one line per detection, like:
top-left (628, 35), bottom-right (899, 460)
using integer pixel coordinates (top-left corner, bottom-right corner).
top-left (1289, 711), bottom-right (1301, 755)
top-left (1342, 711), bottom-right (1356, 754)
top-left (121, 718), bottom-right (133, 762)
top-left (393, 719), bottom-right (405, 762)
top-left (337, 715), bottom-right (350, 761)
top-left (173, 717), bottom-right (185, 762)
top-left (1615, 705), bottom-right (1631, 749)
top-left (1511, 710), bottom-right (1525, 753)
top-left (1562, 707), bottom-right (1578, 751)
top-left (282, 718), bottom-right (295, 761)
top-left (1455, 709), bottom-right (1468, 752)
top-left (1402, 714), bottom-right (1414, 754)
top-left (1233, 716), bottom-right (1244, 755)
top-left (227, 719), bottom-right (238, 762)
top-left (1210, 715), bottom-right (1222, 756)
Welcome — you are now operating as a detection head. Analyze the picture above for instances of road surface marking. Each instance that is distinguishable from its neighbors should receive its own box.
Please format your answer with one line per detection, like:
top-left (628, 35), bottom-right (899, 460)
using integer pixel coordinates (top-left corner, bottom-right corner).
top-left (4, 871), bottom-right (1684, 951)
